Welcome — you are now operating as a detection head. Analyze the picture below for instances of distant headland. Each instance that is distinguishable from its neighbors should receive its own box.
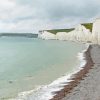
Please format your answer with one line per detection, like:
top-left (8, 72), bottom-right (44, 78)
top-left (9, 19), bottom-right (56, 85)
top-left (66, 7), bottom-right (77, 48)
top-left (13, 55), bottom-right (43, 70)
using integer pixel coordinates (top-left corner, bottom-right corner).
top-left (0, 33), bottom-right (38, 38)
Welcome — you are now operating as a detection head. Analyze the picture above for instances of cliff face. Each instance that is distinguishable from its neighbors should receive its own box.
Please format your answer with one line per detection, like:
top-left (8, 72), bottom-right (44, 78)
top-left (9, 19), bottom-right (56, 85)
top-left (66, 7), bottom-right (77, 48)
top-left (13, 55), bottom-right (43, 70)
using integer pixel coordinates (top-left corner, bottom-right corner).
top-left (39, 24), bottom-right (92, 43)
top-left (38, 31), bottom-right (56, 40)
top-left (66, 25), bottom-right (92, 42)
top-left (39, 18), bottom-right (100, 45)
top-left (91, 18), bottom-right (100, 44)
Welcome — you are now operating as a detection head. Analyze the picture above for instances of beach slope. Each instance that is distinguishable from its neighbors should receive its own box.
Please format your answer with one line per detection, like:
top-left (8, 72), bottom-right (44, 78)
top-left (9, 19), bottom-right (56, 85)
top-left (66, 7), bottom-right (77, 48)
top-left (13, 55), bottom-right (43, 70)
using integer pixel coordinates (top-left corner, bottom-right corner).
top-left (63, 45), bottom-right (100, 100)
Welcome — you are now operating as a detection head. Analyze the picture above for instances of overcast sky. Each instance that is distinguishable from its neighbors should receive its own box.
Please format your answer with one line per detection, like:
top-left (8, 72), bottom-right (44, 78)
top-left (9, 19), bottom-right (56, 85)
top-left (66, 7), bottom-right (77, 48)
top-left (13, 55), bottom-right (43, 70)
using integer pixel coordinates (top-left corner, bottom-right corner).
top-left (0, 0), bottom-right (100, 33)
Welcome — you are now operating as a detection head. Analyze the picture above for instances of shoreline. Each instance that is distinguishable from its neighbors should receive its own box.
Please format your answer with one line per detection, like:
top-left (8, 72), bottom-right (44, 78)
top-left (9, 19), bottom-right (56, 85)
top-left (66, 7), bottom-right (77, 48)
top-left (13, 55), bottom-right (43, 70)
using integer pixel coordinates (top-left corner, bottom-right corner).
top-left (50, 45), bottom-right (94, 100)
top-left (6, 41), bottom-right (86, 100)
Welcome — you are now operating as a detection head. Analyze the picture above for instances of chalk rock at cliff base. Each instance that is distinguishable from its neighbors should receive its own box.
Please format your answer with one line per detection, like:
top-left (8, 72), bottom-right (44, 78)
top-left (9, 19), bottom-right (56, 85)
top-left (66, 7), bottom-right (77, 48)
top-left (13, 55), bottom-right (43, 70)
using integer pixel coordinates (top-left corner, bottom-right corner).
top-left (39, 31), bottom-right (56, 40)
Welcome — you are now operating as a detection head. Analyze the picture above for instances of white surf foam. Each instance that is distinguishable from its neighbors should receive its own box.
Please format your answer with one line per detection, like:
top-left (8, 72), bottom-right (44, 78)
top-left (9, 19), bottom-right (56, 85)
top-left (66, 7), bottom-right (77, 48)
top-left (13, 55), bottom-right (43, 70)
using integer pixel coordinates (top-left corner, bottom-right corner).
top-left (9, 44), bottom-right (89, 100)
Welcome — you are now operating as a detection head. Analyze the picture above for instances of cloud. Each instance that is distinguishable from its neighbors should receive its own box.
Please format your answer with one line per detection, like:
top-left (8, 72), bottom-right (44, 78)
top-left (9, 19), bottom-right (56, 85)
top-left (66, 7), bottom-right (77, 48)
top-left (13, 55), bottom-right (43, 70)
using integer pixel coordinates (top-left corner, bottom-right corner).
top-left (0, 0), bottom-right (100, 33)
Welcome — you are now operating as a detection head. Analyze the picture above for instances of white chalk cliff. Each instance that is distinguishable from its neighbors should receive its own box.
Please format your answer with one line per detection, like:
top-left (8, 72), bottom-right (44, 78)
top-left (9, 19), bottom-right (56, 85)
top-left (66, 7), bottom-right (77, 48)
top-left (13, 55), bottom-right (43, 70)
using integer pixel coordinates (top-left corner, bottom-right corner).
top-left (67, 25), bottom-right (92, 42)
top-left (91, 18), bottom-right (100, 44)
top-left (39, 18), bottom-right (100, 44)
top-left (39, 31), bottom-right (56, 40)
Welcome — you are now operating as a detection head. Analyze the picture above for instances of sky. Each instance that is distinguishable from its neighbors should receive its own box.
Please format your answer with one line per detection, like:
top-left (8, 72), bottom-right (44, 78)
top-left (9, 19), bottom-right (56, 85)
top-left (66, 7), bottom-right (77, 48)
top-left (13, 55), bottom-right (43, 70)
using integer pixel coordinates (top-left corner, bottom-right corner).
top-left (0, 0), bottom-right (100, 33)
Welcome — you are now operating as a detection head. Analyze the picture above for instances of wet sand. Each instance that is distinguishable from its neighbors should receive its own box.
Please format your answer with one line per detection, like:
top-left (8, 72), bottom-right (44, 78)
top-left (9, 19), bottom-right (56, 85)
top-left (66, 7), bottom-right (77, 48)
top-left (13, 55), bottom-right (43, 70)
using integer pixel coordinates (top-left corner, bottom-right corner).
top-left (50, 45), bottom-right (100, 100)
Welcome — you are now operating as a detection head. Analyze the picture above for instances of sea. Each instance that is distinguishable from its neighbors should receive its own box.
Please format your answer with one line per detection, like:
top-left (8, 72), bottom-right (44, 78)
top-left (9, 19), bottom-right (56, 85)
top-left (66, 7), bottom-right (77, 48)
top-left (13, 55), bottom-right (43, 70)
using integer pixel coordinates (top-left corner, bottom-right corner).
top-left (0, 37), bottom-right (85, 100)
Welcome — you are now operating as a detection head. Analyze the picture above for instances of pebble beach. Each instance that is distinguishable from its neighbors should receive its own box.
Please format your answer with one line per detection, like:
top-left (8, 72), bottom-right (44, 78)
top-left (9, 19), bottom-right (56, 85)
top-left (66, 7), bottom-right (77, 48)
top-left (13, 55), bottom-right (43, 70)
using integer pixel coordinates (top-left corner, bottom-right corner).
top-left (50, 44), bottom-right (100, 100)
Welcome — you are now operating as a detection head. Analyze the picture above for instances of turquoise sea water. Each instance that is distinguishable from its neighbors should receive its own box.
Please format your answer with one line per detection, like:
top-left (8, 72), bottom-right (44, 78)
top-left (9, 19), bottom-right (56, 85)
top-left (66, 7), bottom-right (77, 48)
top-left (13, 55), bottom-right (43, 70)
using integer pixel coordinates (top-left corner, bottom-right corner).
top-left (0, 37), bottom-right (85, 99)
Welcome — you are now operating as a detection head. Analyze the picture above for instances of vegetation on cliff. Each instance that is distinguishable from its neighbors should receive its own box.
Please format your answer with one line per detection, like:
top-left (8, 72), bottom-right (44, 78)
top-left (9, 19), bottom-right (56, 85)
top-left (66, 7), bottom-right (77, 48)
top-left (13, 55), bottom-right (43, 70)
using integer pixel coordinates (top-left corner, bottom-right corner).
top-left (45, 28), bottom-right (75, 34)
top-left (81, 23), bottom-right (93, 32)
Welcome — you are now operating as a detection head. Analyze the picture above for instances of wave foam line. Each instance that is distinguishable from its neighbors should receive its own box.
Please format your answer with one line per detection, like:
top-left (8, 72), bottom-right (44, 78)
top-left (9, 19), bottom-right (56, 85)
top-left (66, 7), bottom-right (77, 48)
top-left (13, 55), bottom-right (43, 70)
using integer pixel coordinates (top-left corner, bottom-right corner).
top-left (9, 44), bottom-right (89, 100)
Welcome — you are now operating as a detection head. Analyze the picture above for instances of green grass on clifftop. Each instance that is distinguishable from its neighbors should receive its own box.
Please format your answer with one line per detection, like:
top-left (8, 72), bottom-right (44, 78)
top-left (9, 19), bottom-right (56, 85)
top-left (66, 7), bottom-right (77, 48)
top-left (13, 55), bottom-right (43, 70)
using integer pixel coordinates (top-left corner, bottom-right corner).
top-left (81, 23), bottom-right (93, 32)
top-left (46, 28), bottom-right (75, 34)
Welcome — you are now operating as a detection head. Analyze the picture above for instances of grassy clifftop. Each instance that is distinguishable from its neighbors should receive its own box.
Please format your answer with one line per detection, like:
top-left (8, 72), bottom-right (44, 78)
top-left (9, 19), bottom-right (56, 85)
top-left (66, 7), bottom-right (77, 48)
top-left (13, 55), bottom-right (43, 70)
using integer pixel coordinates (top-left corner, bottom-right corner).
top-left (39, 23), bottom-right (93, 34)
top-left (81, 23), bottom-right (93, 32)
top-left (42, 28), bottom-right (74, 34)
